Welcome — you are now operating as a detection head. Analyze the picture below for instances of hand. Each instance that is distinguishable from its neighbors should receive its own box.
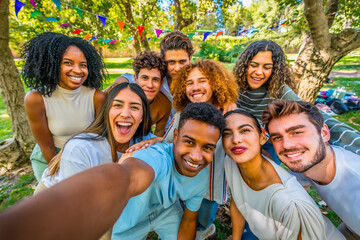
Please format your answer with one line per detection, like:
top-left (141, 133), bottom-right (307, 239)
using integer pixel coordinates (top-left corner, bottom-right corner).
top-left (125, 137), bottom-right (164, 153)
top-left (221, 102), bottom-right (237, 115)
top-left (118, 152), bottom-right (133, 164)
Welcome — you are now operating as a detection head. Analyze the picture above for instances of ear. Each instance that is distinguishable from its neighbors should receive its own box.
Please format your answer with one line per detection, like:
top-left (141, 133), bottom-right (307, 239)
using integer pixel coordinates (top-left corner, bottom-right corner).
top-left (259, 131), bottom-right (267, 146)
top-left (134, 74), bottom-right (138, 83)
top-left (321, 124), bottom-right (331, 143)
top-left (189, 55), bottom-right (193, 62)
top-left (173, 128), bottom-right (179, 144)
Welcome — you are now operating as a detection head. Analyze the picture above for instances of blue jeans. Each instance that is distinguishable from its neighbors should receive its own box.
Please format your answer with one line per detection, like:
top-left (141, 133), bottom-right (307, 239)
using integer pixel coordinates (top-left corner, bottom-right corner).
top-left (112, 201), bottom-right (183, 240)
top-left (262, 142), bottom-right (281, 165)
top-left (242, 222), bottom-right (258, 240)
top-left (197, 199), bottom-right (218, 230)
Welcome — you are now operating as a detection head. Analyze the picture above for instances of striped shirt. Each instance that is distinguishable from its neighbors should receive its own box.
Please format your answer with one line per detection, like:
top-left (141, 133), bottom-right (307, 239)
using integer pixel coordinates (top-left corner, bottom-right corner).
top-left (237, 85), bottom-right (360, 155)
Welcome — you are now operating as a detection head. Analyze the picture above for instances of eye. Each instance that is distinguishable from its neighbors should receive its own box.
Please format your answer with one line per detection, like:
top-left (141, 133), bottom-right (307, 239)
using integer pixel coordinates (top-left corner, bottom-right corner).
top-left (64, 61), bottom-right (72, 65)
top-left (204, 145), bottom-right (214, 151)
top-left (131, 106), bottom-right (140, 110)
top-left (264, 66), bottom-right (272, 70)
top-left (222, 131), bottom-right (231, 137)
top-left (293, 131), bottom-right (303, 136)
top-left (186, 81), bottom-right (193, 86)
top-left (250, 63), bottom-right (257, 68)
top-left (180, 60), bottom-right (187, 64)
top-left (240, 128), bottom-right (251, 134)
top-left (112, 103), bottom-right (122, 108)
top-left (167, 60), bottom-right (175, 65)
top-left (81, 64), bottom-right (87, 68)
top-left (271, 136), bottom-right (281, 142)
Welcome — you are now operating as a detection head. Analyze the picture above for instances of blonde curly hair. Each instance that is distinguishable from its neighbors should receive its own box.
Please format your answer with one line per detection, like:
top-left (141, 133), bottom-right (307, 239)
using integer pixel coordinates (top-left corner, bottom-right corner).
top-left (171, 59), bottom-right (239, 112)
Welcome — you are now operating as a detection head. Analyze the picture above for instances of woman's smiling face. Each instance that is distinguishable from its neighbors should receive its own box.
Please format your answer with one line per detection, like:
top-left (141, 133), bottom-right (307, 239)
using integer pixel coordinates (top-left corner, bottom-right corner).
top-left (246, 51), bottom-right (273, 90)
top-left (109, 87), bottom-right (143, 145)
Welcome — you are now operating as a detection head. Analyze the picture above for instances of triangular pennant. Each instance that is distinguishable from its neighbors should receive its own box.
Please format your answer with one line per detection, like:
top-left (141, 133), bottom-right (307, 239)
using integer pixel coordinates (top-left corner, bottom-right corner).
top-left (84, 33), bottom-right (91, 40)
top-left (97, 15), bottom-right (107, 27)
top-left (15, 0), bottom-right (25, 17)
top-left (89, 36), bottom-right (98, 42)
top-left (60, 23), bottom-right (71, 27)
top-left (138, 26), bottom-right (145, 37)
top-left (30, 0), bottom-right (36, 9)
top-left (202, 32), bottom-right (211, 42)
top-left (215, 31), bottom-right (223, 40)
top-left (44, 17), bottom-right (58, 21)
top-left (72, 29), bottom-right (83, 34)
top-left (30, 10), bottom-right (42, 19)
top-left (128, 36), bottom-right (133, 41)
top-left (73, 7), bottom-right (83, 18)
top-left (141, 36), bottom-right (145, 41)
top-left (97, 38), bottom-right (104, 43)
top-left (155, 29), bottom-right (163, 39)
top-left (188, 33), bottom-right (195, 40)
top-left (110, 40), bottom-right (118, 44)
top-left (52, 0), bottom-right (61, 11)
top-left (117, 21), bottom-right (125, 31)
top-left (147, 37), bottom-right (151, 41)
top-left (104, 39), bottom-right (111, 43)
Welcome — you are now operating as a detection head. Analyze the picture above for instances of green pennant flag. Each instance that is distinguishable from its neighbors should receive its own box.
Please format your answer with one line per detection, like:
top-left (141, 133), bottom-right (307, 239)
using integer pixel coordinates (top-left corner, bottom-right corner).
top-left (188, 33), bottom-right (195, 40)
top-left (73, 7), bottom-right (83, 18)
top-left (30, 10), bottom-right (42, 19)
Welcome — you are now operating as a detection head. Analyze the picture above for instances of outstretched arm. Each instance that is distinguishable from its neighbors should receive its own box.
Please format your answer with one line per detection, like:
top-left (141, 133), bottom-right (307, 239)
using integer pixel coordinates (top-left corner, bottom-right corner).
top-left (230, 198), bottom-right (245, 240)
top-left (178, 206), bottom-right (198, 240)
top-left (0, 158), bottom-right (154, 240)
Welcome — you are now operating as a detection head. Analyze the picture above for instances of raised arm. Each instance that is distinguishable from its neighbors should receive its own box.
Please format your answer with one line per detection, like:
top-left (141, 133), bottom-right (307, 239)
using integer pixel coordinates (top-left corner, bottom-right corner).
top-left (93, 89), bottom-right (106, 115)
top-left (0, 158), bottom-right (155, 240)
top-left (25, 91), bottom-right (57, 163)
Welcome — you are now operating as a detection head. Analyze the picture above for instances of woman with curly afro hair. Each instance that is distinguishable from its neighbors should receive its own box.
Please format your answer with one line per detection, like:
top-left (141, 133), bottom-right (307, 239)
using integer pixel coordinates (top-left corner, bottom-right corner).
top-left (164, 59), bottom-right (238, 239)
top-left (233, 39), bottom-right (360, 167)
top-left (23, 32), bottom-right (106, 180)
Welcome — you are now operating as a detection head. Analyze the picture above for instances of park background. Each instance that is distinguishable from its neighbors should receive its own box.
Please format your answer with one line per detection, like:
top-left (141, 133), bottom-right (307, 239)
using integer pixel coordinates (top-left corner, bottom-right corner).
top-left (0, 0), bottom-right (359, 239)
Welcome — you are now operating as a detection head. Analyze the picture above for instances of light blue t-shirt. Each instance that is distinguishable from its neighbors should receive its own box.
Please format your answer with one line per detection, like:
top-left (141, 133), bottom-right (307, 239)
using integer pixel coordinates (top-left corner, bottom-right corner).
top-left (112, 142), bottom-right (209, 235)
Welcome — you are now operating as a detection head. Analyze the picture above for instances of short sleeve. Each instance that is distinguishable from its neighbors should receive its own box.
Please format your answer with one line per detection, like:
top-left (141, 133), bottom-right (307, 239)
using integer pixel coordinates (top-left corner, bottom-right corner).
top-left (121, 73), bottom-right (135, 83)
top-left (131, 144), bottom-right (169, 180)
top-left (184, 192), bottom-right (206, 212)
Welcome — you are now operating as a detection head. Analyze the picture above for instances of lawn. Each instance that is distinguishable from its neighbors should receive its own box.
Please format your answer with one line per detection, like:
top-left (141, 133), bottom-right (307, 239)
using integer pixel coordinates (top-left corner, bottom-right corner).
top-left (2, 54), bottom-right (359, 239)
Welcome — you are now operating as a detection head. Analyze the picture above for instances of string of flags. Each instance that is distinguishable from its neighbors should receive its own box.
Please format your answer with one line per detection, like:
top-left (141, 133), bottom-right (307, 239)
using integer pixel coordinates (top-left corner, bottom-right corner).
top-left (13, 0), bottom-right (298, 45)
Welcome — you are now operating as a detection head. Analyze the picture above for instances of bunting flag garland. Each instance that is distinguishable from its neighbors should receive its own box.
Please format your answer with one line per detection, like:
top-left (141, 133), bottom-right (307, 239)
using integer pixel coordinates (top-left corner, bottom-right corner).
top-left (291, 19), bottom-right (296, 22)
top-left (215, 31), bottom-right (223, 40)
top-left (84, 33), bottom-right (91, 40)
top-left (155, 29), bottom-right (163, 39)
top-left (89, 36), bottom-right (98, 42)
top-left (110, 40), bottom-right (118, 44)
top-left (73, 7), bottom-right (83, 18)
top-left (231, 30), bottom-right (238, 34)
top-left (97, 38), bottom-right (104, 43)
top-left (103, 39), bottom-right (111, 43)
top-left (138, 26), bottom-right (145, 37)
top-left (97, 15), bottom-right (107, 27)
top-left (60, 23), bottom-right (71, 27)
top-left (52, 0), bottom-right (61, 11)
top-left (117, 21), bottom-right (125, 31)
top-left (72, 29), bottom-right (83, 34)
top-left (203, 32), bottom-right (211, 42)
top-left (188, 33), bottom-right (195, 40)
top-left (29, 0), bottom-right (36, 9)
top-left (30, 10), bottom-right (42, 19)
top-left (15, 0), bottom-right (25, 17)
top-left (44, 17), bottom-right (58, 21)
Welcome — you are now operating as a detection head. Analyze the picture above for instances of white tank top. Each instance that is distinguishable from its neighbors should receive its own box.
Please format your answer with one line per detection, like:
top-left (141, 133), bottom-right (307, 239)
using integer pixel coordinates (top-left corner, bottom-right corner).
top-left (42, 85), bottom-right (96, 148)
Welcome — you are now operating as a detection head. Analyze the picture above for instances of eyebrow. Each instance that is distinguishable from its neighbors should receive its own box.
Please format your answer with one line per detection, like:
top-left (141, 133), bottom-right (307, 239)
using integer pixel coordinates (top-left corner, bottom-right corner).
top-left (269, 125), bottom-right (306, 137)
top-left (182, 135), bottom-right (217, 148)
top-left (250, 61), bottom-right (273, 65)
top-left (113, 99), bottom-right (142, 106)
top-left (186, 77), bottom-right (207, 81)
top-left (63, 58), bottom-right (87, 63)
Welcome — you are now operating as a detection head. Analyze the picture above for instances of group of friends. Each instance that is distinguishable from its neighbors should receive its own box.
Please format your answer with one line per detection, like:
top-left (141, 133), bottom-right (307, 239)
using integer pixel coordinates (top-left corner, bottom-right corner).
top-left (0, 31), bottom-right (359, 240)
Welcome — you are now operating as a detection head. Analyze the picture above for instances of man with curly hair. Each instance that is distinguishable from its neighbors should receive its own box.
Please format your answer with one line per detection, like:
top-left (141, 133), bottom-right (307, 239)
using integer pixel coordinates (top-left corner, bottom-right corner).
top-left (113, 51), bottom-right (171, 136)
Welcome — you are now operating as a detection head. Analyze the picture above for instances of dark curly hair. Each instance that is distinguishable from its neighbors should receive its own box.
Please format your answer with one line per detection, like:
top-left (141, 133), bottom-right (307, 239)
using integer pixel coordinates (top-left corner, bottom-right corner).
top-left (133, 51), bottom-right (167, 81)
top-left (171, 59), bottom-right (239, 112)
top-left (179, 102), bottom-right (225, 133)
top-left (22, 32), bottom-right (106, 96)
top-left (160, 31), bottom-right (194, 58)
top-left (233, 40), bottom-right (295, 98)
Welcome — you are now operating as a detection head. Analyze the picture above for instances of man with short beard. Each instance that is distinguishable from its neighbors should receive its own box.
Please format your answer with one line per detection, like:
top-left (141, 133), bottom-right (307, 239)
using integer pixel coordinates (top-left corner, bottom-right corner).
top-left (263, 100), bottom-right (360, 240)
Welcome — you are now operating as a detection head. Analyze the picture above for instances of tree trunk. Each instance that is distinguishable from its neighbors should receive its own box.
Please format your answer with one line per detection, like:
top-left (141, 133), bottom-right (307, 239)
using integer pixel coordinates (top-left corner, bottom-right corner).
top-left (173, 0), bottom-right (194, 30)
top-left (0, 0), bottom-right (35, 167)
top-left (293, 30), bottom-right (360, 102)
top-left (140, 31), bottom-right (150, 52)
top-left (120, 0), bottom-right (141, 55)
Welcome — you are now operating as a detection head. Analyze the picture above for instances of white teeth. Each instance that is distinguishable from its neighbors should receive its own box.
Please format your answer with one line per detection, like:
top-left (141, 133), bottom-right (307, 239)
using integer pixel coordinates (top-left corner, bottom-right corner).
top-left (117, 122), bottom-right (132, 126)
top-left (286, 152), bottom-right (302, 157)
top-left (68, 76), bottom-right (82, 81)
top-left (186, 160), bottom-right (199, 168)
top-left (252, 77), bottom-right (262, 81)
top-left (193, 94), bottom-right (204, 98)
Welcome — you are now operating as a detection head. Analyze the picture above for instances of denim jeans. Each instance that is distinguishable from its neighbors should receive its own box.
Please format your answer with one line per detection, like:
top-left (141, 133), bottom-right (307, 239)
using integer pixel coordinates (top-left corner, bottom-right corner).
top-left (197, 198), bottom-right (218, 230)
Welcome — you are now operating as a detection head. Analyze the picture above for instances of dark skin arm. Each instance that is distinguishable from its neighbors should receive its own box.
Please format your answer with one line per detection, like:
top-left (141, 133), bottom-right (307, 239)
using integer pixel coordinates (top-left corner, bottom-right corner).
top-left (93, 89), bottom-right (106, 115)
top-left (177, 206), bottom-right (198, 240)
top-left (25, 90), bottom-right (57, 163)
top-left (0, 158), bottom-right (155, 240)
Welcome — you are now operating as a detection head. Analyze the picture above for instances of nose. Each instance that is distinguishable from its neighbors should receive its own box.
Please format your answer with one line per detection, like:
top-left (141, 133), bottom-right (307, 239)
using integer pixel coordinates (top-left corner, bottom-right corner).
top-left (147, 80), bottom-right (154, 89)
top-left (193, 81), bottom-right (200, 90)
top-left (282, 136), bottom-right (296, 149)
top-left (72, 64), bottom-right (82, 73)
top-left (174, 63), bottom-right (181, 72)
top-left (254, 66), bottom-right (264, 76)
top-left (232, 132), bottom-right (242, 144)
top-left (119, 105), bottom-right (131, 118)
top-left (189, 146), bottom-right (202, 162)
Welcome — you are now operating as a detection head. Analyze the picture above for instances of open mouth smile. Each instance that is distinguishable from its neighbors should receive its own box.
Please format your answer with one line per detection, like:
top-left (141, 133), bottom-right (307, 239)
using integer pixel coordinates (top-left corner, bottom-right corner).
top-left (116, 122), bottom-right (133, 135)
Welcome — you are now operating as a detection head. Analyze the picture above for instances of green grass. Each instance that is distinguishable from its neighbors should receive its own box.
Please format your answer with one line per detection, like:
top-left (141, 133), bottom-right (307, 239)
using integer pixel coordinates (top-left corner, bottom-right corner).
top-left (0, 95), bottom-right (12, 142)
top-left (104, 58), bottom-right (133, 69)
top-left (332, 56), bottom-right (360, 71)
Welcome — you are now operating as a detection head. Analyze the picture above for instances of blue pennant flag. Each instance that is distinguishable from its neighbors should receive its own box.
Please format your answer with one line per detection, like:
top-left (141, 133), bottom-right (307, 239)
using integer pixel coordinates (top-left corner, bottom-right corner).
top-left (15, 0), bottom-right (25, 17)
top-left (97, 15), bottom-right (107, 27)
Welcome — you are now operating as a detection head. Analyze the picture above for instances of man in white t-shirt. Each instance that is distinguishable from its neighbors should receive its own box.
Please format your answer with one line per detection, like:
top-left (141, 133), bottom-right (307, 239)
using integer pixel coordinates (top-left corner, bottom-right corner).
top-left (262, 99), bottom-right (360, 240)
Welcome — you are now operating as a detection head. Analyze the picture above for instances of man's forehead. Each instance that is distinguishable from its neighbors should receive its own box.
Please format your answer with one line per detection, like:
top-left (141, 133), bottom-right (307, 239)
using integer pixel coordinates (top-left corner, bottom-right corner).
top-left (269, 113), bottom-right (312, 132)
top-left (179, 119), bottom-right (219, 140)
top-left (138, 68), bottom-right (161, 76)
top-left (164, 49), bottom-right (190, 60)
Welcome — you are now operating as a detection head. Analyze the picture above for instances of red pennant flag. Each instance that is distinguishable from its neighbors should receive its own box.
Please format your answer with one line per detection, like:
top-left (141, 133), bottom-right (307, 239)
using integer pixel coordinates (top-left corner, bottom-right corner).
top-left (72, 29), bottom-right (83, 34)
top-left (84, 33), bottom-right (91, 40)
top-left (141, 36), bottom-right (145, 41)
top-left (231, 30), bottom-right (238, 34)
top-left (138, 26), bottom-right (145, 37)
top-left (117, 21), bottom-right (125, 31)
top-left (215, 31), bottom-right (223, 40)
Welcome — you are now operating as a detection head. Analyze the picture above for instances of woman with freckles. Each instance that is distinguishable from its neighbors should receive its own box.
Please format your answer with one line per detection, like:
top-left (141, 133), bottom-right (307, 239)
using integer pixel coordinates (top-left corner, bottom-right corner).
top-left (222, 109), bottom-right (344, 240)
